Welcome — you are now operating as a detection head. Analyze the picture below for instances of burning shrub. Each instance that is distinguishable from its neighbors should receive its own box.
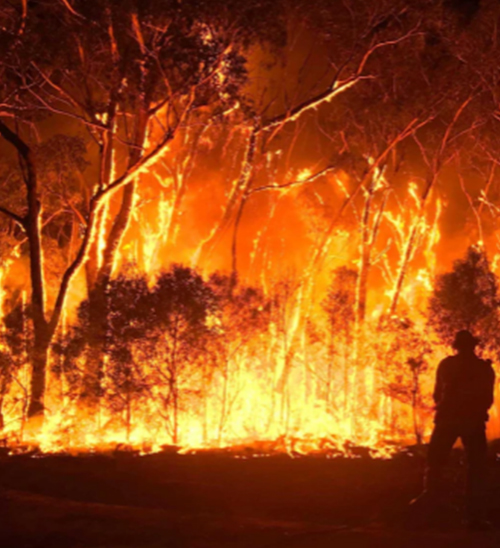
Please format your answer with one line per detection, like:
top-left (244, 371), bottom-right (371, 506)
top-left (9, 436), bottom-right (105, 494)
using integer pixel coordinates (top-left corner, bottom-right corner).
top-left (375, 316), bottom-right (434, 445)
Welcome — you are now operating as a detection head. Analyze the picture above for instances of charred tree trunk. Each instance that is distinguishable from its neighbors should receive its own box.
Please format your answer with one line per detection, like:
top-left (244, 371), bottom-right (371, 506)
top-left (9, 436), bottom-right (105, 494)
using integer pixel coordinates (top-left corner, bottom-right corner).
top-left (0, 390), bottom-right (5, 431)
top-left (21, 155), bottom-right (48, 421)
top-left (172, 378), bottom-right (179, 445)
top-left (124, 370), bottom-right (132, 443)
top-left (170, 316), bottom-right (180, 445)
top-left (80, 283), bottom-right (107, 406)
top-left (411, 369), bottom-right (422, 445)
top-left (412, 392), bottom-right (421, 446)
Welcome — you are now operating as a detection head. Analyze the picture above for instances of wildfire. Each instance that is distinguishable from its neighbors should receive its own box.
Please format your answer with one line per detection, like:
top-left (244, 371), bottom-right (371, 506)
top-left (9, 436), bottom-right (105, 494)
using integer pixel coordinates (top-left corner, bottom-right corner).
top-left (2, 0), bottom-right (500, 462)
top-left (0, 172), bottom-right (480, 459)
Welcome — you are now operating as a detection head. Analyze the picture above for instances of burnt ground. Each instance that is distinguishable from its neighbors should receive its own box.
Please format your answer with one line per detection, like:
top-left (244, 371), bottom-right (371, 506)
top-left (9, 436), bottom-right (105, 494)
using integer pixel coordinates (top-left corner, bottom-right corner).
top-left (1, 446), bottom-right (500, 547)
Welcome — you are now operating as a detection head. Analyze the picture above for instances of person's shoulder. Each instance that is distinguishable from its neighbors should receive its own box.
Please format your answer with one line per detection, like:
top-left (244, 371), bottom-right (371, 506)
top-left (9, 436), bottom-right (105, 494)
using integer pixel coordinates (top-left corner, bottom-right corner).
top-left (479, 357), bottom-right (495, 375)
top-left (438, 356), bottom-right (456, 369)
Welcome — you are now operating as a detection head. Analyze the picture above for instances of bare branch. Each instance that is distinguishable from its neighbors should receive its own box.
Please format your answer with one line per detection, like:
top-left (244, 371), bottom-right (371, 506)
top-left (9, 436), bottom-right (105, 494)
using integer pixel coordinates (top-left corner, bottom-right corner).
top-left (459, 170), bottom-right (483, 244)
top-left (0, 119), bottom-right (30, 158)
top-left (28, 91), bottom-right (105, 131)
top-left (478, 161), bottom-right (496, 217)
top-left (31, 63), bottom-right (92, 120)
top-left (250, 165), bottom-right (337, 194)
top-left (437, 94), bottom-right (475, 165)
top-left (59, 0), bottom-right (85, 18)
top-left (260, 26), bottom-right (420, 134)
top-left (0, 204), bottom-right (25, 227)
top-left (260, 75), bottom-right (370, 132)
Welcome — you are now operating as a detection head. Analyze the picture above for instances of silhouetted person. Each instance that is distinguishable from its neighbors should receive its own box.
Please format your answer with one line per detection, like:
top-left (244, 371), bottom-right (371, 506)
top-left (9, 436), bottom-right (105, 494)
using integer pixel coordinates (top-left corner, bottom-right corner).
top-left (413, 330), bottom-right (495, 528)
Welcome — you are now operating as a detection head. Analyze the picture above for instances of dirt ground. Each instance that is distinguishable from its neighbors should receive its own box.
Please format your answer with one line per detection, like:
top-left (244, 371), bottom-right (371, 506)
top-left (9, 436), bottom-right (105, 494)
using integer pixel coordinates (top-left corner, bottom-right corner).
top-left (1, 447), bottom-right (500, 548)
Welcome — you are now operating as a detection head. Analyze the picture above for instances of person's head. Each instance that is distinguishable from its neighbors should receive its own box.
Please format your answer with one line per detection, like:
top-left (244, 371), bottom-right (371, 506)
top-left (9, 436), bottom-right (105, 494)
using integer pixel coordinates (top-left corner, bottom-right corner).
top-left (452, 329), bottom-right (479, 353)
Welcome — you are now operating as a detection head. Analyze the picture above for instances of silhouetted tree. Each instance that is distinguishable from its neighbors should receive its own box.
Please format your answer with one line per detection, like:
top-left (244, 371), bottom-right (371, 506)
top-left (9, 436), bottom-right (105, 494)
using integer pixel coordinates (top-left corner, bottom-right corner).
top-left (148, 265), bottom-right (217, 444)
top-left (428, 246), bottom-right (499, 346)
top-left (52, 269), bottom-right (151, 440)
top-left (101, 272), bottom-right (151, 440)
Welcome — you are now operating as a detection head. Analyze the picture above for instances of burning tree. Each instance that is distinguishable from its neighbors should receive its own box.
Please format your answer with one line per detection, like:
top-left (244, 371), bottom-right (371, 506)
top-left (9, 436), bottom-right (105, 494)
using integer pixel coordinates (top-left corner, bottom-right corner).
top-left (376, 316), bottom-right (433, 444)
top-left (207, 273), bottom-right (271, 441)
top-left (198, 0), bottom-right (429, 276)
top-left (322, 267), bottom-right (356, 411)
top-left (0, 0), bottom-right (287, 426)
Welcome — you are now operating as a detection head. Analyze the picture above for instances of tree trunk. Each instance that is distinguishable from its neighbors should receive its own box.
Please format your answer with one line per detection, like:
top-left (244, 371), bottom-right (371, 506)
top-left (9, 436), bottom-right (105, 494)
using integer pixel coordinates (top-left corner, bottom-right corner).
top-left (412, 371), bottom-right (422, 445)
top-left (172, 381), bottom-right (179, 445)
top-left (125, 385), bottom-right (132, 443)
top-left (0, 394), bottom-right (4, 431)
top-left (27, 326), bottom-right (50, 420)
top-left (80, 282), bottom-right (107, 407)
top-left (389, 173), bottom-right (436, 315)
top-left (0, 122), bottom-right (50, 422)
top-left (80, 110), bottom-right (149, 408)
top-left (218, 357), bottom-right (229, 444)
top-left (355, 183), bottom-right (375, 327)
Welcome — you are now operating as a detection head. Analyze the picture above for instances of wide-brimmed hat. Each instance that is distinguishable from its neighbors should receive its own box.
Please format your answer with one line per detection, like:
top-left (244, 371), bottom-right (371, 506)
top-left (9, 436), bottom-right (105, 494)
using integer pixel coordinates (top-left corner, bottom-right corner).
top-left (452, 329), bottom-right (480, 350)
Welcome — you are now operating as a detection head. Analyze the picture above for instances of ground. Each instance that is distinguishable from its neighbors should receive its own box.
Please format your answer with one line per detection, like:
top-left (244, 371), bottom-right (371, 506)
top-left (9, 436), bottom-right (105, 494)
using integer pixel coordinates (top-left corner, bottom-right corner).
top-left (1, 446), bottom-right (500, 547)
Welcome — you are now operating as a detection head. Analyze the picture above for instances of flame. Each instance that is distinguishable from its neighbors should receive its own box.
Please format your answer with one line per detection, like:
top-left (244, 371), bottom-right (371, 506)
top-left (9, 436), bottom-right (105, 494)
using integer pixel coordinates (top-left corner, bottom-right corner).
top-left (0, 145), bottom-right (495, 460)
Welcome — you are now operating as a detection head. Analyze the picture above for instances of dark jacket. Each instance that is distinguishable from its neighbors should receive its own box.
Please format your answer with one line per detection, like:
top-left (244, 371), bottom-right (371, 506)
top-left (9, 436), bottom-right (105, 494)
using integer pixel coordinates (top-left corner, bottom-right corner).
top-left (433, 352), bottom-right (495, 424)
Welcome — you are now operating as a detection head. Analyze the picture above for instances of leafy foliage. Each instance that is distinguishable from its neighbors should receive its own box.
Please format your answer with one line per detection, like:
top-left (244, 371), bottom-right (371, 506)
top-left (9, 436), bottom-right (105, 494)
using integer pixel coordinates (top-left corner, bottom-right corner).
top-left (428, 246), bottom-right (499, 345)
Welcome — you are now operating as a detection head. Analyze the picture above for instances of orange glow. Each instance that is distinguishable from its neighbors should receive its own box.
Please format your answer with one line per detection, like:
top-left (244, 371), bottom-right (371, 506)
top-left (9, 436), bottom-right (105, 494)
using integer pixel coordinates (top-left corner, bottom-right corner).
top-left (0, 127), bottom-right (498, 458)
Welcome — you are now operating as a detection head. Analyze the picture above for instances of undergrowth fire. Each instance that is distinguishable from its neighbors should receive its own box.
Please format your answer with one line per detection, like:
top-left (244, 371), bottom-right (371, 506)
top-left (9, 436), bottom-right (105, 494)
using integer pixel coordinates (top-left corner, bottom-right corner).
top-left (0, 1), bottom-right (499, 457)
